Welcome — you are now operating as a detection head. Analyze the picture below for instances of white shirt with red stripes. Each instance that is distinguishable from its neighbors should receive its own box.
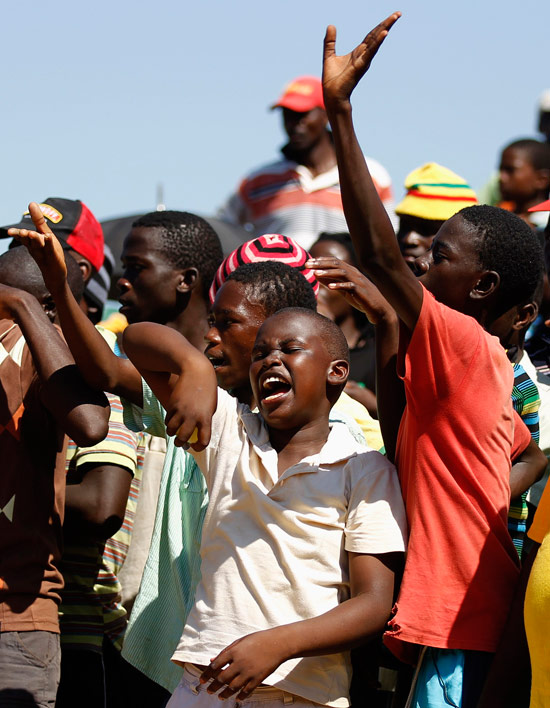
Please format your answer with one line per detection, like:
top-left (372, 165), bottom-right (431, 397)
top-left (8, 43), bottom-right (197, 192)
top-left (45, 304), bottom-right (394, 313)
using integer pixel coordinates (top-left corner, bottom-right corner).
top-left (218, 157), bottom-right (396, 250)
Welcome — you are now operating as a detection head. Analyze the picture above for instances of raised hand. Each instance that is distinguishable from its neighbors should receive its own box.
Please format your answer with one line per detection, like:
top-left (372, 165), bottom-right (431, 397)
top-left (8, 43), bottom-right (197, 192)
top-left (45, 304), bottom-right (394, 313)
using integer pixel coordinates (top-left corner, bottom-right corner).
top-left (305, 256), bottom-right (394, 325)
top-left (322, 12), bottom-right (400, 110)
top-left (8, 202), bottom-right (68, 296)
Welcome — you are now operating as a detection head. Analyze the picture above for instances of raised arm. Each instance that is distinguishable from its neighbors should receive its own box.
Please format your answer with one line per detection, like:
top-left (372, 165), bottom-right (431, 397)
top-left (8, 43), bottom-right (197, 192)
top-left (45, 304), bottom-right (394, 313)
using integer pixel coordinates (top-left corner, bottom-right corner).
top-left (322, 15), bottom-right (423, 330)
top-left (9, 203), bottom-right (143, 405)
top-left (305, 257), bottom-right (405, 460)
top-left (0, 284), bottom-right (109, 447)
top-left (123, 321), bottom-right (217, 449)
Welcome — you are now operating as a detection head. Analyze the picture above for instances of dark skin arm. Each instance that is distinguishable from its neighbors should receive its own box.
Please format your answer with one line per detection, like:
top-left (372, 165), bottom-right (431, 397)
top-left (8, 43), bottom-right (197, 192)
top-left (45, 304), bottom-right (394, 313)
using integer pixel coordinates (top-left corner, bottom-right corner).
top-left (509, 437), bottom-right (547, 499)
top-left (123, 321), bottom-right (217, 449)
top-left (0, 284), bottom-right (109, 447)
top-left (64, 463), bottom-right (133, 540)
top-left (306, 257), bottom-right (404, 461)
top-left (322, 14), bottom-right (425, 332)
top-left (9, 203), bottom-right (143, 405)
top-left (200, 551), bottom-right (403, 701)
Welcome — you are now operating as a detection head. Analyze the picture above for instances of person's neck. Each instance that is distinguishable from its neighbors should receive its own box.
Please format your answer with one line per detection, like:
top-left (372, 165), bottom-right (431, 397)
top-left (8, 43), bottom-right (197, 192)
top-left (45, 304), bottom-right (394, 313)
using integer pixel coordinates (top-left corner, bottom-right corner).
top-left (165, 293), bottom-right (209, 352)
top-left (284, 134), bottom-right (336, 178)
top-left (337, 314), bottom-right (363, 349)
top-left (268, 416), bottom-right (331, 477)
top-left (229, 384), bottom-right (255, 409)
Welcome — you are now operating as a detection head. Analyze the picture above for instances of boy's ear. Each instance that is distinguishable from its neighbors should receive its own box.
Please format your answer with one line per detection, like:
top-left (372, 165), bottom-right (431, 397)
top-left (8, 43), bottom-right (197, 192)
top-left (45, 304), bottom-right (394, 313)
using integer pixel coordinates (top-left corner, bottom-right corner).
top-left (513, 301), bottom-right (539, 331)
top-left (176, 267), bottom-right (200, 293)
top-left (471, 271), bottom-right (500, 300)
top-left (327, 359), bottom-right (349, 387)
top-left (534, 168), bottom-right (550, 192)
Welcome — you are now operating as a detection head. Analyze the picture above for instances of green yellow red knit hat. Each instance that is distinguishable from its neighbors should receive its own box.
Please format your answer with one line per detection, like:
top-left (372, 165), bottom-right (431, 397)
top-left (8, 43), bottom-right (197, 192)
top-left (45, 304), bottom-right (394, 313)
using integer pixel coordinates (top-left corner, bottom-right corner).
top-left (395, 163), bottom-right (478, 221)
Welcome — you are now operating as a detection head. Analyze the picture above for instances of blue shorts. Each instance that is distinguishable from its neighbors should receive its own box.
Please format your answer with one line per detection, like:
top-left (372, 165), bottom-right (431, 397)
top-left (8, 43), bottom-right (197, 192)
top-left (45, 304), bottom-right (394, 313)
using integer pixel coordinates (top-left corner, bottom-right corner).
top-left (410, 647), bottom-right (493, 708)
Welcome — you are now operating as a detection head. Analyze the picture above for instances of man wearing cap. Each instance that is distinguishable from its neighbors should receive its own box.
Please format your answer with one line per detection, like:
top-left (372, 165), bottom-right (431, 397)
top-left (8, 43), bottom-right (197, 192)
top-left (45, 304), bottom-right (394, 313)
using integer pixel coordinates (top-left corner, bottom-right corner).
top-left (0, 197), bottom-right (112, 324)
top-left (394, 162), bottom-right (478, 267)
top-left (217, 76), bottom-right (395, 250)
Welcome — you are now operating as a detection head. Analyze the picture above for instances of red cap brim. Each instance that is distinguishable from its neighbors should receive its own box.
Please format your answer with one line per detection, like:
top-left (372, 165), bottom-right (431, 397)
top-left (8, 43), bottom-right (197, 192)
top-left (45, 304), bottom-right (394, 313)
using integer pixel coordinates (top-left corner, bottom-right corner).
top-left (270, 96), bottom-right (323, 112)
top-left (528, 199), bottom-right (550, 212)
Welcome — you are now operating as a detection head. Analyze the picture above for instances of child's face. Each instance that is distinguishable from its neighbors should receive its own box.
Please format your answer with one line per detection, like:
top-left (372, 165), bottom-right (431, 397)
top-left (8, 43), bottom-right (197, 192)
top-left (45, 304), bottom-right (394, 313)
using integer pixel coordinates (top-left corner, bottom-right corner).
top-left (417, 214), bottom-right (485, 313)
top-left (118, 227), bottom-right (183, 324)
top-left (250, 311), bottom-right (346, 429)
top-left (205, 280), bottom-right (267, 401)
top-left (499, 148), bottom-right (540, 204)
top-left (397, 216), bottom-right (443, 267)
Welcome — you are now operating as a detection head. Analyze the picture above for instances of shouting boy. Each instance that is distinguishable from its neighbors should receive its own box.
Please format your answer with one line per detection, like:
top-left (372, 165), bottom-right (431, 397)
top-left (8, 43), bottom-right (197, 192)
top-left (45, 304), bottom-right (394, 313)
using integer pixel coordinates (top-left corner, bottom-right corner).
top-left (308, 13), bottom-right (548, 708)
top-left (122, 306), bottom-right (407, 708)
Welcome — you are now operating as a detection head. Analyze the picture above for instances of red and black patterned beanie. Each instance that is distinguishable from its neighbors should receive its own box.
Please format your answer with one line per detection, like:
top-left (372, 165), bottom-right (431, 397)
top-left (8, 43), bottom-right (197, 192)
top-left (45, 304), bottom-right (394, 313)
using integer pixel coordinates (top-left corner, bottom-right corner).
top-left (208, 233), bottom-right (319, 304)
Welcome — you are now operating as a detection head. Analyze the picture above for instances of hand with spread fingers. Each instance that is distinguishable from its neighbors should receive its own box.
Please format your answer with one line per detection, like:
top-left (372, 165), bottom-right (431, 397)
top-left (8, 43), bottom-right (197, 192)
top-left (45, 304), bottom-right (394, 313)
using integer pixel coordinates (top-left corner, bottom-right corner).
top-left (8, 202), bottom-right (68, 297)
top-left (322, 12), bottom-right (400, 110)
top-left (305, 257), bottom-right (395, 325)
top-left (199, 630), bottom-right (288, 701)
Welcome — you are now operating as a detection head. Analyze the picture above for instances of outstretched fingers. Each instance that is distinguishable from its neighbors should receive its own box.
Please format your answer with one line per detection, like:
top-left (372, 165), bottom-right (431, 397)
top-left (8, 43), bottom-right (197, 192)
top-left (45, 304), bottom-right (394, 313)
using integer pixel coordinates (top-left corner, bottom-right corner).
top-left (323, 24), bottom-right (338, 61)
top-left (362, 12), bottom-right (401, 56)
top-left (8, 227), bottom-right (48, 253)
top-left (28, 202), bottom-right (55, 236)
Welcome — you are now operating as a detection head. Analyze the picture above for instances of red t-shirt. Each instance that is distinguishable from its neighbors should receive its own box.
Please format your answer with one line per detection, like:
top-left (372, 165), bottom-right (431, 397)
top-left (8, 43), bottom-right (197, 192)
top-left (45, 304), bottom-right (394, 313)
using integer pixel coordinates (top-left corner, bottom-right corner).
top-left (384, 287), bottom-right (531, 662)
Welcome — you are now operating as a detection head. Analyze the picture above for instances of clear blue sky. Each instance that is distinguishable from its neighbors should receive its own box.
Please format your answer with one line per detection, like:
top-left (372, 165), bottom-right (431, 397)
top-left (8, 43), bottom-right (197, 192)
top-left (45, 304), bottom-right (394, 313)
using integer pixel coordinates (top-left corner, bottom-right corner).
top-left (1, 0), bottom-right (548, 230)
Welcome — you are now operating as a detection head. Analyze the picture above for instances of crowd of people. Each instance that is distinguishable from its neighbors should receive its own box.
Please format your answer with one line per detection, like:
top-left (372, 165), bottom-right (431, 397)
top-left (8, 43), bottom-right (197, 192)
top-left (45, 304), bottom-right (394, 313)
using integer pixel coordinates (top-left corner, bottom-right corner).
top-left (1, 13), bottom-right (550, 708)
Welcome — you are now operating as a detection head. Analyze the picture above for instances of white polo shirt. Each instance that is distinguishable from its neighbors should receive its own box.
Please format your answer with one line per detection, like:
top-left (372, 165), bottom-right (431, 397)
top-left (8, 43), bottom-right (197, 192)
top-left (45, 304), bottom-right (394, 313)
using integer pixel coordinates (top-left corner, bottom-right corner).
top-left (172, 389), bottom-right (407, 707)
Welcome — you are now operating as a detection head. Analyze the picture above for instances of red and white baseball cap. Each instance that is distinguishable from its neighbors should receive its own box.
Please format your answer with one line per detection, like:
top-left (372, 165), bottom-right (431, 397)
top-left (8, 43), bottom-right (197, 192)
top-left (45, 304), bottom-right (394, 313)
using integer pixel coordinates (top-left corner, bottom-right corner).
top-left (270, 76), bottom-right (324, 113)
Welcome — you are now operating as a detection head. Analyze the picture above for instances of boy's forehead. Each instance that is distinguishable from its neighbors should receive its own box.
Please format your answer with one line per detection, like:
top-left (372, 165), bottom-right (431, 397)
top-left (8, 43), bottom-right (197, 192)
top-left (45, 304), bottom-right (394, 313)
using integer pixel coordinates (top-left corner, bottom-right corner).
top-left (434, 213), bottom-right (472, 243)
top-left (256, 310), bottom-right (318, 342)
top-left (125, 225), bottom-right (162, 250)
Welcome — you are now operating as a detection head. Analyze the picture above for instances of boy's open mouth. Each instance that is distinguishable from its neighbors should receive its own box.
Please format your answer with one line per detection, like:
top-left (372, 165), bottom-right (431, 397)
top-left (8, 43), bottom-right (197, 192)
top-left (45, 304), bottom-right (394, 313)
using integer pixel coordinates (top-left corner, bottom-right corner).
top-left (259, 374), bottom-right (292, 403)
top-left (207, 354), bottom-right (228, 370)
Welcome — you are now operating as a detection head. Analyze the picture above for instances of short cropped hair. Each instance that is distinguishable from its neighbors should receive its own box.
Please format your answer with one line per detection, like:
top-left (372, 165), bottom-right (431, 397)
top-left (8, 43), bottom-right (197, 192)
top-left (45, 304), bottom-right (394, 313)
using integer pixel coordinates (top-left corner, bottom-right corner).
top-left (226, 261), bottom-right (317, 316)
top-left (504, 139), bottom-right (550, 171)
top-left (459, 205), bottom-right (545, 313)
top-left (0, 245), bottom-right (84, 302)
top-left (273, 307), bottom-right (350, 362)
top-left (132, 211), bottom-right (223, 299)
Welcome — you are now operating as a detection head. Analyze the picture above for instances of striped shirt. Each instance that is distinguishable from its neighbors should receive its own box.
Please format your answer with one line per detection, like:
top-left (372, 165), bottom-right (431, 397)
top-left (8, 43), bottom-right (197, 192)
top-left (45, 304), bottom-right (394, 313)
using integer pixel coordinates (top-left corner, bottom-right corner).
top-left (218, 157), bottom-right (396, 250)
top-left (59, 330), bottom-right (147, 652)
top-left (508, 362), bottom-right (541, 555)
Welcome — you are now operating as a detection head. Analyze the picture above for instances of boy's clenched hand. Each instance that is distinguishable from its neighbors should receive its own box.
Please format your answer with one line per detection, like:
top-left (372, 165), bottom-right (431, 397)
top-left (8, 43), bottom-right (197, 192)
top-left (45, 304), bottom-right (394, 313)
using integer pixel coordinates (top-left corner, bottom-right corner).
top-left (322, 13), bottom-right (400, 111)
top-left (0, 282), bottom-right (33, 320)
top-left (164, 361), bottom-right (217, 451)
top-left (8, 202), bottom-right (68, 297)
top-left (199, 629), bottom-right (289, 701)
